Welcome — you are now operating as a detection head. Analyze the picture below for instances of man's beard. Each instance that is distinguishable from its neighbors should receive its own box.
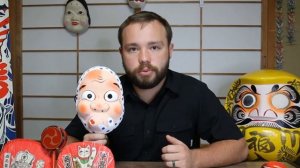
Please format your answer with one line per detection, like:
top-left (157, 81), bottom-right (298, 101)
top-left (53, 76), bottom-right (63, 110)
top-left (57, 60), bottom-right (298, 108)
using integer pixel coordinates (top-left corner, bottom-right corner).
top-left (123, 60), bottom-right (169, 89)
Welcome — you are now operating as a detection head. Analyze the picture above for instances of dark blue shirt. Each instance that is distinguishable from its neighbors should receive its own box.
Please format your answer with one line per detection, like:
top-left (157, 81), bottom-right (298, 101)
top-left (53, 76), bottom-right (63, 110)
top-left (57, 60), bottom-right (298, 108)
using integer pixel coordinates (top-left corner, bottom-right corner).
top-left (65, 70), bottom-right (243, 161)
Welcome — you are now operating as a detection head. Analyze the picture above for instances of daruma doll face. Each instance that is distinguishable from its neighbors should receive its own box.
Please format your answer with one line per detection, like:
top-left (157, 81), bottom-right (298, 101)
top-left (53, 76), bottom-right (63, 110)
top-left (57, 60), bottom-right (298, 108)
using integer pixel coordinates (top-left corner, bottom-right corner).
top-left (76, 66), bottom-right (124, 134)
top-left (225, 70), bottom-right (300, 162)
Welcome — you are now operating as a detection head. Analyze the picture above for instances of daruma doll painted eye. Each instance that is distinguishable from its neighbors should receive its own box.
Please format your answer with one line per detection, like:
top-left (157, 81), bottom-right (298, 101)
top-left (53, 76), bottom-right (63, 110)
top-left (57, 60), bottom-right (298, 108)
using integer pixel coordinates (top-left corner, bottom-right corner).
top-left (75, 66), bottom-right (124, 134)
top-left (225, 69), bottom-right (300, 162)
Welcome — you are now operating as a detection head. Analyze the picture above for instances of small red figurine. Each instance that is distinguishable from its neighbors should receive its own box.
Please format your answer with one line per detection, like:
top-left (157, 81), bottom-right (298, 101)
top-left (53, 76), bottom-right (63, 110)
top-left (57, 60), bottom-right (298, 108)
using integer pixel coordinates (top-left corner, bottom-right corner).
top-left (261, 161), bottom-right (287, 168)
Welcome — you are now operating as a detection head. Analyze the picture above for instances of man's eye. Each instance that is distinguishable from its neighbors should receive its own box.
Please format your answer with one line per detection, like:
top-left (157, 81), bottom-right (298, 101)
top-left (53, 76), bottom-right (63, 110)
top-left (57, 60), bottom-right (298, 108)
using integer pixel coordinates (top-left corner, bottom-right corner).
top-left (81, 90), bottom-right (95, 101)
top-left (127, 47), bottom-right (138, 53)
top-left (150, 46), bottom-right (160, 50)
top-left (78, 11), bottom-right (84, 15)
top-left (67, 11), bottom-right (72, 15)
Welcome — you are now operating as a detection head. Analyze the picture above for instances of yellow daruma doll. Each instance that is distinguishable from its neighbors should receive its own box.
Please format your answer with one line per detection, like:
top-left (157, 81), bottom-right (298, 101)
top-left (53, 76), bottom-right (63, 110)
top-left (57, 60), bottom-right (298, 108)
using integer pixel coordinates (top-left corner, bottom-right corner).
top-left (225, 69), bottom-right (300, 162)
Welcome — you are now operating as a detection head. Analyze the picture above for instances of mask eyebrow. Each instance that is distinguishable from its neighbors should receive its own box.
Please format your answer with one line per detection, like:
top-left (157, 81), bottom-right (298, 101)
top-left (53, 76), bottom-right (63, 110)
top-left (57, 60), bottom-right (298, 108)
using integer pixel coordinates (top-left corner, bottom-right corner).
top-left (269, 84), bottom-right (279, 94)
top-left (113, 83), bottom-right (120, 89)
top-left (79, 84), bottom-right (86, 91)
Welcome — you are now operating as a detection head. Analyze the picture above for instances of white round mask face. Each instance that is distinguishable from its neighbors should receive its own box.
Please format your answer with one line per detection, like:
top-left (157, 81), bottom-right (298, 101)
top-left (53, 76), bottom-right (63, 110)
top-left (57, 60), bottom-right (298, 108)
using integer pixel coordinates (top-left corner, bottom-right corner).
top-left (76, 66), bottom-right (124, 134)
top-left (63, 0), bottom-right (90, 34)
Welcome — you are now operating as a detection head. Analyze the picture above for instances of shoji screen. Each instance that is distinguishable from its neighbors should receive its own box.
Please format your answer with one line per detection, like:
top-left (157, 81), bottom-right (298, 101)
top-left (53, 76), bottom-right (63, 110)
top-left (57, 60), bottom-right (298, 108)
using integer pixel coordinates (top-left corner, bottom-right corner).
top-left (22, 0), bottom-right (262, 139)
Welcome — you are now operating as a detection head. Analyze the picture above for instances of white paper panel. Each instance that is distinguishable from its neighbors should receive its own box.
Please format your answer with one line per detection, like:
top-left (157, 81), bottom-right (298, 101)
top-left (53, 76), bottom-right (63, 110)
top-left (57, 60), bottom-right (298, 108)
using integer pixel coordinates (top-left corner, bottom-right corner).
top-left (23, 120), bottom-right (71, 140)
top-left (202, 75), bottom-right (241, 97)
top-left (23, 29), bottom-right (77, 50)
top-left (79, 28), bottom-right (119, 50)
top-left (22, 0), bottom-right (261, 5)
top-left (170, 51), bottom-right (201, 73)
top-left (23, 75), bottom-right (77, 96)
top-left (79, 52), bottom-right (124, 73)
top-left (206, 0), bottom-right (260, 1)
top-left (202, 51), bottom-right (261, 73)
top-left (23, 98), bottom-right (76, 118)
top-left (23, 52), bottom-right (77, 73)
top-left (23, 0), bottom-right (68, 5)
top-left (23, 0), bottom-right (128, 5)
top-left (202, 27), bottom-right (261, 49)
top-left (144, 3), bottom-right (201, 25)
top-left (23, 6), bottom-right (64, 27)
top-left (172, 27), bottom-right (201, 49)
top-left (203, 3), bottom-right (261, 25)
top-left (90, 5), bottom-right (132, 26)
top-left (86, 0), bottom-right (127, 3)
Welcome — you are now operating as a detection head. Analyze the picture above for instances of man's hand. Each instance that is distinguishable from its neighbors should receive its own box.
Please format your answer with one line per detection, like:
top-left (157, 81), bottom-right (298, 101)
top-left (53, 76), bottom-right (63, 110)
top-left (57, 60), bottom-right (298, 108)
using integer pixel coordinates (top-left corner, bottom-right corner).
top-left (83, 133), bottom-right (108, 145)
top-left (161, 135), bottom-right (192, 168)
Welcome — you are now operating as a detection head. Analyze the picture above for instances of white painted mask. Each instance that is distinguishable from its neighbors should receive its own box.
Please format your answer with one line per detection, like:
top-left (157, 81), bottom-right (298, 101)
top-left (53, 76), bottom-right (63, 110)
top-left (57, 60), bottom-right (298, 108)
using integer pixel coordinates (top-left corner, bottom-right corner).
top-left (63, 0), bottom-right (90, 34)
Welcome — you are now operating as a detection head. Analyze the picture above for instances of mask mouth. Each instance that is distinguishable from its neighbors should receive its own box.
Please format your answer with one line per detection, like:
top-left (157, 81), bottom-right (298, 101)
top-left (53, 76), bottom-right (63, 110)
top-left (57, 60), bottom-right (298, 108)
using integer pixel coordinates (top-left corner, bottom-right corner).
top-left (88, 116), bottom-right (115, 133)
top-left (244, 120), bottom-right (281, 129)
top-left (71, 21), bottom-right (79, 25)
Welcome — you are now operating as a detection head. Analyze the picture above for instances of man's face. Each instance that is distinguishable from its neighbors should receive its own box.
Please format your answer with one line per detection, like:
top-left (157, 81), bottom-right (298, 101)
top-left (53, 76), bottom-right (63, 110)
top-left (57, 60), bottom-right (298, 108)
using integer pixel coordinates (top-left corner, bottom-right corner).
top-left (63, 0), bottom-right (89, 34)
top-left (120, 20), bottom-right (173, 89)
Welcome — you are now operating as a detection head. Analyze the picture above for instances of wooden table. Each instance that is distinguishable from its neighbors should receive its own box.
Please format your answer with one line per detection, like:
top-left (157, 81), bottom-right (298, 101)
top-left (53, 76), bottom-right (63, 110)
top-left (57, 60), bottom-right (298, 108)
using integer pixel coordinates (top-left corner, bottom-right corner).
top-left (116, 161), bottom-right (297, 168)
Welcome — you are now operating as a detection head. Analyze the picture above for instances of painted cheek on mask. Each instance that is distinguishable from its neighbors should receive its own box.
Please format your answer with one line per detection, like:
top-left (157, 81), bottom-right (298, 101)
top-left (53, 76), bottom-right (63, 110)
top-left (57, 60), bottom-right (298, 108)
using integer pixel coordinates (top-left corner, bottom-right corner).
top-left (78, 101), bottom-right (90, 115)
top-left (112, 103), bottom-right (122, 117)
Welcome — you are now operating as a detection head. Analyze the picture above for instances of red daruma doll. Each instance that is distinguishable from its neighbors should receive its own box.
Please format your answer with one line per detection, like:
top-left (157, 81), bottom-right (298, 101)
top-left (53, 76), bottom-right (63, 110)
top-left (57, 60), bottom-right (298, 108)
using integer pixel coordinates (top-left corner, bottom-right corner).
top-left (75, 66), bottom-right (124, 134)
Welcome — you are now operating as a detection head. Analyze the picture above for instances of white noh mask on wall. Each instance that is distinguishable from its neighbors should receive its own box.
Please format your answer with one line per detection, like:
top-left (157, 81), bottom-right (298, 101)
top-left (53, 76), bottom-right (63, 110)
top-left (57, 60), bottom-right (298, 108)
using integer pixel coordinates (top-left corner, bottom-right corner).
top-left (63, 0), bottom-right (91, 34)
top-left (128, 0), bottom-right (147, 10)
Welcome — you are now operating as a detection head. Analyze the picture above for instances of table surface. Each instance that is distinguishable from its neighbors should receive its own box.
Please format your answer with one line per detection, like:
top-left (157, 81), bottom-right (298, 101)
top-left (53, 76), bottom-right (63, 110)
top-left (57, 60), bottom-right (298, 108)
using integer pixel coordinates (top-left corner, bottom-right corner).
top-left (116, 161), bottom-right (297, 168)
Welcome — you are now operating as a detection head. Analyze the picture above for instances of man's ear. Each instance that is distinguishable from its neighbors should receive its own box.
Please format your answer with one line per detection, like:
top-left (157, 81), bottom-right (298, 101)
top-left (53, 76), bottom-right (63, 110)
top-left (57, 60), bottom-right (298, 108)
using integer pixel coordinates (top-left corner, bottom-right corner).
top-left (119, 47), bottom-right (122, 54)
top-left (169, 43), bottom-right (174, 58)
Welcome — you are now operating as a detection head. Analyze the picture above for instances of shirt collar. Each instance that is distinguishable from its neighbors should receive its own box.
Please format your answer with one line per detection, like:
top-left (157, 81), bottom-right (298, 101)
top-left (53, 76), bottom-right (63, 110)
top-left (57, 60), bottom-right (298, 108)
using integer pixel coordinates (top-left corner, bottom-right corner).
top-left (121, 69), bottom-right (180, 99)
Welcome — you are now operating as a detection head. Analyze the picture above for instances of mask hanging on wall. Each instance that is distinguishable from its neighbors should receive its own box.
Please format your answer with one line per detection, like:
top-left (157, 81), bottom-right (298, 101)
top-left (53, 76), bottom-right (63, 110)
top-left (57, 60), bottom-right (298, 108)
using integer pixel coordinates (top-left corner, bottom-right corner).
top-left (63, 0), bottom-right (91, 34)
top-left (128, 0), bottom-right (147, 13)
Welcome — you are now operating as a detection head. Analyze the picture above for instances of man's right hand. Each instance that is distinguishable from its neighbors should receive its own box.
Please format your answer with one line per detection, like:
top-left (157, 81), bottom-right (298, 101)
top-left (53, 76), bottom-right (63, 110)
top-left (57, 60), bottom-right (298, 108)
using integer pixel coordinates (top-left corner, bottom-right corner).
top-left (83, 133), bottom-right (108, 145)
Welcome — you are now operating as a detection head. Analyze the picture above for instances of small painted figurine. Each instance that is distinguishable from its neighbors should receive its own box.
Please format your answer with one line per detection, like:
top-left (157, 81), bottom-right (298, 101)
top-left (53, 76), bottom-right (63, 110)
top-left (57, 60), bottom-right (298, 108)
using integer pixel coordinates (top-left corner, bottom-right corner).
top-left (225, 69), bottom-right (300, 162)
top-left (261, 161), bottom-right (287, 168)
top-left (57, 142), bottom-right (115, 168)
top-left (75, 66), bottom-right (124, 134)
top-left (63, 0), bottom-right (91, 34)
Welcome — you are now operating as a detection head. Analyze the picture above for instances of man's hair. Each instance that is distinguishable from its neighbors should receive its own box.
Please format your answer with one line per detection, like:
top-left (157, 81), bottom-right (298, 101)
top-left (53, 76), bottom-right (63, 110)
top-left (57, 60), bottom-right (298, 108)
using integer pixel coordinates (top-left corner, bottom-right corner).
top-left (118, 11), bottom-right (172, 46)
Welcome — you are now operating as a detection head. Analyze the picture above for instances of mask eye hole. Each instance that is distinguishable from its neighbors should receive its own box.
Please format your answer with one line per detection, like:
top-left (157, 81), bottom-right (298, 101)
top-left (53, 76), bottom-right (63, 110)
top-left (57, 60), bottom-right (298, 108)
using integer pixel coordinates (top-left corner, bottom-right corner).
top-left (104, 91), bottom-right (118, 102)
top-left (242, 94), bottom-right (256, 108)
top-left (272, 93), bottom-right (290, 109)
top-left (81, 90), bottom-right (95, 101)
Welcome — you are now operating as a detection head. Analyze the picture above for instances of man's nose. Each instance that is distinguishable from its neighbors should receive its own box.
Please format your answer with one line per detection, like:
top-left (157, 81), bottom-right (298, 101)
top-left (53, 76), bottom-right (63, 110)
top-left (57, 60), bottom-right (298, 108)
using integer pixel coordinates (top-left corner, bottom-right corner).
top-left (138, 48), bottom-right (150, 63)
